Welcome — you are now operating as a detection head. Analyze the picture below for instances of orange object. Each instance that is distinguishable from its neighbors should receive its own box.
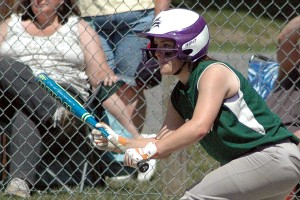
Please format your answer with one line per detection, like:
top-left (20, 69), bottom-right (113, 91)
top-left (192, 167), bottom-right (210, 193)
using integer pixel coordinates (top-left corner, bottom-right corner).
top-left (285, 186), bottom-right (296, 200)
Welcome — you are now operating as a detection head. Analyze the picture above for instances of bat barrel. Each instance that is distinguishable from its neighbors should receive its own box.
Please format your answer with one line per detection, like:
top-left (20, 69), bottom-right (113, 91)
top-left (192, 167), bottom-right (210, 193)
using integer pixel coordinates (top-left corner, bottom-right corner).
top-left (35, 73), bottom-right (149, 173)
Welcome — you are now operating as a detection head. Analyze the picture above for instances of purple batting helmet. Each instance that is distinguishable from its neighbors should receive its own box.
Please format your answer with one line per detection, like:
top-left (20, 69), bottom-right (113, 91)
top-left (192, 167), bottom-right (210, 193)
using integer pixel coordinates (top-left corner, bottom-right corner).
top-left (141, 8), bottom-right (210, 62)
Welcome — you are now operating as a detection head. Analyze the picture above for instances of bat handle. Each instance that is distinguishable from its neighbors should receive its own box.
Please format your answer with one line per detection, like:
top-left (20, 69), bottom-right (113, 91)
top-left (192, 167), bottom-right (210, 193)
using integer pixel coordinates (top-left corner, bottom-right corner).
top-left (106, 135), bottom-right (150, 173)
top-left (137, 161), bottom-right (149, 173)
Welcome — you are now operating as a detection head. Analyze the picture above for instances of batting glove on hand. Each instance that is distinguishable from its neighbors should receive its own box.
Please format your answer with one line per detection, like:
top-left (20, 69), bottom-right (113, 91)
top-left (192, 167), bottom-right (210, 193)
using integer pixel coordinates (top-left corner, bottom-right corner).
top-left (124, 142), bottom-right (158, 168)
top-left (92, 123), bottom-right (127, 152)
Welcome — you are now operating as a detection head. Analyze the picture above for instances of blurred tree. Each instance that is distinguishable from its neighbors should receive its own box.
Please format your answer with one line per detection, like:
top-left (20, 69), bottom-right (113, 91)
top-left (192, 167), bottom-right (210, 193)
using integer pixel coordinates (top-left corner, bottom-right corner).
top-left (172, 0), bottom-right (299, 20)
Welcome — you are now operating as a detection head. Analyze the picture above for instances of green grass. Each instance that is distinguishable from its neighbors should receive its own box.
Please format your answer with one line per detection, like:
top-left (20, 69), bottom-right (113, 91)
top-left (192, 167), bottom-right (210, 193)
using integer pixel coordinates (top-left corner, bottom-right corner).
top-left (0, 144), bottom-right (217, 199)
top-left (199, 9), bottom-right (285, 52)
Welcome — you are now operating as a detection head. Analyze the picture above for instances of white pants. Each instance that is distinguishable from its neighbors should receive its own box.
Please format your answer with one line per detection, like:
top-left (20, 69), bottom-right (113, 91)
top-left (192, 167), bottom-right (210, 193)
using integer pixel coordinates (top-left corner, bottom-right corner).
top-left (181, 141), bottom-right (300, 200)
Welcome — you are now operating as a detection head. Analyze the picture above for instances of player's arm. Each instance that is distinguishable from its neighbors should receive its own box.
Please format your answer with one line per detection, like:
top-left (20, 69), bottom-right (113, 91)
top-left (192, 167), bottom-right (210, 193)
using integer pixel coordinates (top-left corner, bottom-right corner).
top-left (94, 97), bottom-right (185, 153)
top-left (148, 100), bottom-right (185, 158)
top-left (124, 64), bottom-right (240, 165)
top-left (156, 99), bottom-right (185, 140)
top-left (116, 99), bottom-right (185, 150)
top-left (153, 65), bottom-right (234, 157)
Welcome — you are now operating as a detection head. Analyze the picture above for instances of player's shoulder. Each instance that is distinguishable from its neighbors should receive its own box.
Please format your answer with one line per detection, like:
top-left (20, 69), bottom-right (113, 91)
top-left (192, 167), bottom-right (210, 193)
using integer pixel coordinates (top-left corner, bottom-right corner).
top-left (202, 61), bottom-right (233, 77)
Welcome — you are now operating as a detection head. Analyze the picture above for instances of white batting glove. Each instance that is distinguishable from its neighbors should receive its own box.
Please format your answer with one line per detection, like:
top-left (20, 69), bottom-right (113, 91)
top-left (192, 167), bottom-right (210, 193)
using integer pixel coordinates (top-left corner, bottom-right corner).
top-left (92, 132), bottom-right (118, 152)
top-left (124, 142), bottom-right (158, 168)
top-left (92, 122), bottom-right (127, 152)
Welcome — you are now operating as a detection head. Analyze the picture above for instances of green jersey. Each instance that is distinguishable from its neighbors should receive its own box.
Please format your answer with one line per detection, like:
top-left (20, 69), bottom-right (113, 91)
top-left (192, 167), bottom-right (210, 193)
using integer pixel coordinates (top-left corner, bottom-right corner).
top-left (171, 60), bottom-right (299, 165)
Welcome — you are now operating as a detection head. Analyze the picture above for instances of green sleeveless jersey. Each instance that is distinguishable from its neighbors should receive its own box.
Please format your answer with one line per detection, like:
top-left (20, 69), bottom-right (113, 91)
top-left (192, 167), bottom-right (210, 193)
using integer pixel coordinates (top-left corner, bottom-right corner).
top-left (171, 60), bottom-right (299, 165)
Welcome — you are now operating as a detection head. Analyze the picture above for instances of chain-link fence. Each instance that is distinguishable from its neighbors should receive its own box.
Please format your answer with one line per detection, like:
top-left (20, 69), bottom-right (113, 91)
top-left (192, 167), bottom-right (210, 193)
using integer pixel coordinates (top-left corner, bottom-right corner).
top-left (0, 0), bottom-right (299, 199)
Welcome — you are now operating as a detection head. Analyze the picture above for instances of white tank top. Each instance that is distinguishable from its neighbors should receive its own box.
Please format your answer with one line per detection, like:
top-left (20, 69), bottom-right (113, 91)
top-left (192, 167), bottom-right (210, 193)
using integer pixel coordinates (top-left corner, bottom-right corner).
top-left (0, 14), bottom-right (90, 100)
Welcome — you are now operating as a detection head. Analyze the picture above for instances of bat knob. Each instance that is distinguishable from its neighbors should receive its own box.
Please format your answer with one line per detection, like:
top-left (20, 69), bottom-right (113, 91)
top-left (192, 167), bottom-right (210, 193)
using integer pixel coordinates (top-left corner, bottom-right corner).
top-left (137, 162), bottom-right (149, 173)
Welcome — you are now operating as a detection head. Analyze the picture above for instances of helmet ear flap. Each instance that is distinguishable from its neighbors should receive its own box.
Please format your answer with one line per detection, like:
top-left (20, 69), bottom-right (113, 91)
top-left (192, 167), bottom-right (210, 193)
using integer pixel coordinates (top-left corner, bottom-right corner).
top-left (178, 49), bottom-right (193, 61)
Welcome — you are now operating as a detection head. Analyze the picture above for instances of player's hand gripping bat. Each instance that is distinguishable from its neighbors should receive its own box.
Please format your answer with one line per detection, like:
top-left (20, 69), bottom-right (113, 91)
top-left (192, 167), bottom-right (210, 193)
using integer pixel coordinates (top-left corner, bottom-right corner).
top-left (35, 73), bottom-right (149, 172)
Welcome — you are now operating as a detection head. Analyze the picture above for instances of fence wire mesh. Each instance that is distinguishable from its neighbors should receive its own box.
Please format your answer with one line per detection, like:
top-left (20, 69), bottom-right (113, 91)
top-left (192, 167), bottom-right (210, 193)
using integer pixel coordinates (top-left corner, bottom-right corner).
top-left (0, 0), bottom-right (299, 199)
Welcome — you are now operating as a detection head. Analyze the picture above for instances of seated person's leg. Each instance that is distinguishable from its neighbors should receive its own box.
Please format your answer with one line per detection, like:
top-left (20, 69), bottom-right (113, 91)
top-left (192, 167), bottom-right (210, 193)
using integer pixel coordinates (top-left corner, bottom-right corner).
top-left (0, 57), bottom-right (57, 125)
top-left (0, 58), bottom-right (91, 196)
top-left (6, 112), bottom-right (41, 198)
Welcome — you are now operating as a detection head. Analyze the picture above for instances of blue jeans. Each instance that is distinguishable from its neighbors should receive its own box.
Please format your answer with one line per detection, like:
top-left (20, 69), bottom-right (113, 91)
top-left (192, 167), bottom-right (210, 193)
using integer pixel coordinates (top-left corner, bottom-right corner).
top-left (83, 9), bottom-right (154, 85)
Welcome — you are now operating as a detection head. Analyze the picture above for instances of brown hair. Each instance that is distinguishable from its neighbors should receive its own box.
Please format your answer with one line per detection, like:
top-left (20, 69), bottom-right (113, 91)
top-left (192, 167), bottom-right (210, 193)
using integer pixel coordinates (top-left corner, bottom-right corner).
top-left (0, 0), bottom-right (16, 20)
top-left (15, 0), bottom-right (81, 24)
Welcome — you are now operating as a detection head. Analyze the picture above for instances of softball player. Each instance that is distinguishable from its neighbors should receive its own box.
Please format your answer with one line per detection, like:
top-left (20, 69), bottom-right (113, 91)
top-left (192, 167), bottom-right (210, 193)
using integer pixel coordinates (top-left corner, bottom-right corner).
top-left (93, 9), bottom-right (300, 200)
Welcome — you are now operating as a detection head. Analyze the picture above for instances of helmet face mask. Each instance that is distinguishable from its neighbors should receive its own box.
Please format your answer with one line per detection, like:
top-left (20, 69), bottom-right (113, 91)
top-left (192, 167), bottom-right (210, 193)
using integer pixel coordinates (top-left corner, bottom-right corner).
top-left (141, 47), bottom-right (179, 64)
top-left (140, 9), bottom-right (210, 63)
top-left (135, 45), bottom-right (162, 89)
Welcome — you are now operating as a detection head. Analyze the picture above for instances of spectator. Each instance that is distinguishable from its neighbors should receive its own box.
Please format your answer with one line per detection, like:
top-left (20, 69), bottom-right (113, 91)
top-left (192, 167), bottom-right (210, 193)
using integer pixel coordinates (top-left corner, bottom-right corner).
top-left (93, 9), bottom-right (300, 199)
top-left (0, 57), bottom-right (70, 198)
top-left (79, 0), bottom-right (171, 132)
top-left (0, 0), bottom-right (139, 197)
top-left (267, 16), bottom-right (300, 138)
top-left (266, 15), bottom-right (300, 199)
top-left (78, 0), bottom-right (170, 181)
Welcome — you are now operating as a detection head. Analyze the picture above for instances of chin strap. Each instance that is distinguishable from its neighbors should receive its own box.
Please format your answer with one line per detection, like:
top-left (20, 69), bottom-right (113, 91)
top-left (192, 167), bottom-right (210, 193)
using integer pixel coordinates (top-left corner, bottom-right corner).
top-left (173, 55), bottom-right (196, 75)
top-left (173, 61), bottom-right (187, 75)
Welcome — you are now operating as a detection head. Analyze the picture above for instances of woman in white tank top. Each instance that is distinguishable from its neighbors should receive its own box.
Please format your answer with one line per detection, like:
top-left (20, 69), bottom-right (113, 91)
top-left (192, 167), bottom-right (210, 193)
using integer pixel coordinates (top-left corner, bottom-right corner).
top-left (0, 0), bottom-right (117, 100)
top-left (0, 0), bottom-right (139, 197)
top-left (0, 0), bottom-right (139, 136)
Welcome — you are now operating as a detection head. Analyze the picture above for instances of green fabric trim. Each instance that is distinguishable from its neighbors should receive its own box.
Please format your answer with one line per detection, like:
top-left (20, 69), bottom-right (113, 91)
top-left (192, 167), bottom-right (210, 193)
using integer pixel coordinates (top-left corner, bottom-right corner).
top-left (96, 81), bottom-right (125, 102)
